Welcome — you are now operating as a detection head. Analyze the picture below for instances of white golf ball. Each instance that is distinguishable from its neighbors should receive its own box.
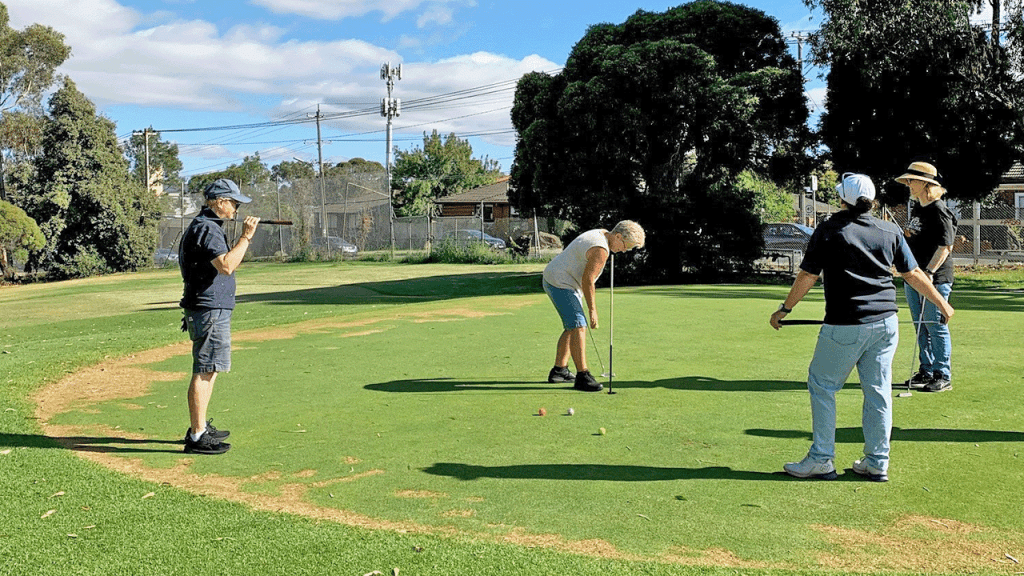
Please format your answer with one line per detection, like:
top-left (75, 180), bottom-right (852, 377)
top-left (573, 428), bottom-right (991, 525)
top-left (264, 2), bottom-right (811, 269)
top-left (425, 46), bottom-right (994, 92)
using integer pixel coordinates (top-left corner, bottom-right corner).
top-left (567, 408), bottom-right (575, 416)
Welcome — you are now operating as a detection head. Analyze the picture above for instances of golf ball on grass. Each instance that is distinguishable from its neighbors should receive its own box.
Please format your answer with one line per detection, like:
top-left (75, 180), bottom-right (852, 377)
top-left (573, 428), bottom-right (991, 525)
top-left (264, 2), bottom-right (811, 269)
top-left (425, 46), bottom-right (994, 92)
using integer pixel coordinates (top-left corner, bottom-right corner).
top-left (599, 427), bottom-right (606, 435)
top-left (538, 407), bottom-right (546, 416)
top-left (567, 408), bottom-right (575, 416)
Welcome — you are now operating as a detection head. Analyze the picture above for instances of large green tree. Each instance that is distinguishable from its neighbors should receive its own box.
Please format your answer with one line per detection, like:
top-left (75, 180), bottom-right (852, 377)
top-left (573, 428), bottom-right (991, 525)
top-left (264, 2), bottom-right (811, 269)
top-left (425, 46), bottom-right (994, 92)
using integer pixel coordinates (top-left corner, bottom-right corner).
top-left (0, 199), bottom-right (42, 277)
top-left (391, 130), bottom-right (502, 216)
top-left (807, 0), bottom-right (1024, 203)
top-left (511, 0), bottom-right (808, 282)
top-left (0, 3), bottom-right (70, 201)
top-left (21, 79), bottom-right (159, 278)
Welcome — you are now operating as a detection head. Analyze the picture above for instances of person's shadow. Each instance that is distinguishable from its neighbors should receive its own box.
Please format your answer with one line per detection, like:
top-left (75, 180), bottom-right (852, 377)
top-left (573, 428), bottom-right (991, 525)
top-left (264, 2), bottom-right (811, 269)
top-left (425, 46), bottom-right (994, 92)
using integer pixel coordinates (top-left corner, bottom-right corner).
top-left (422, 462), bottom-right (866, 482)
top-left (0, 433), bottom-right (184, 454)
top-left (365, 376), bottom-right (808, 393)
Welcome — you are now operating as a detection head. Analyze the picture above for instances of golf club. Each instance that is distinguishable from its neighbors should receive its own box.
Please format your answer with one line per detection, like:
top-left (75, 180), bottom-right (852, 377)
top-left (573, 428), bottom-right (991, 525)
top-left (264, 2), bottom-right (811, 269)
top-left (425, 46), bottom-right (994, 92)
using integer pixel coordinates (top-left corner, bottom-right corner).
top-left (586, 323), bottom-right (606, 377)
top-left (258, 219), bottom-right (293, 225)
top-left (906, 290), bottom-right (927, 394)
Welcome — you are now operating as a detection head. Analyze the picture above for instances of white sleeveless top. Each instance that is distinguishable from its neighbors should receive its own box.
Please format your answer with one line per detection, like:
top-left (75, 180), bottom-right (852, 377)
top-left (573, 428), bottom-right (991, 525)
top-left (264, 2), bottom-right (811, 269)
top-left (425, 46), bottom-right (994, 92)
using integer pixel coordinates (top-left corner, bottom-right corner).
top-left (542, 229), bottom-right (609, 292)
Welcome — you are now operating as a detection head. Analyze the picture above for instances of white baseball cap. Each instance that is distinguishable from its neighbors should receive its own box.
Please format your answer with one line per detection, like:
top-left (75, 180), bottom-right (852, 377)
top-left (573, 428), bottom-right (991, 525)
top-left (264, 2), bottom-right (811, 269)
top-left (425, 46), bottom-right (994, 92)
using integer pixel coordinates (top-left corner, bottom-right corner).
top-left (836, 173), bottom-right (876, 205)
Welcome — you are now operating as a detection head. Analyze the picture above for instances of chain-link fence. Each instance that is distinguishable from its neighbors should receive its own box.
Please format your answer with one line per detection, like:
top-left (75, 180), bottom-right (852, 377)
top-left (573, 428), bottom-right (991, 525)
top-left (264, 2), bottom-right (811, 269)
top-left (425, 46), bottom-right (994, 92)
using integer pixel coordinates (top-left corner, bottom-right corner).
top-left (886, 197), bottom-right (1024, 265)
top-left (155, 174), bottom-right (567, 262)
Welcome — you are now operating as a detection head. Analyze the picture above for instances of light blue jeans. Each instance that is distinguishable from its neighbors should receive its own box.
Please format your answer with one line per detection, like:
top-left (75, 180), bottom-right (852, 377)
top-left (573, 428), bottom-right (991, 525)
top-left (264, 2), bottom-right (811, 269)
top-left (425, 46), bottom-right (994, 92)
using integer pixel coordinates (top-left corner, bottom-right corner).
top-left (904, 282), bottom-right (953, 379)
top-left (805, 315), bottom-right (899, 472)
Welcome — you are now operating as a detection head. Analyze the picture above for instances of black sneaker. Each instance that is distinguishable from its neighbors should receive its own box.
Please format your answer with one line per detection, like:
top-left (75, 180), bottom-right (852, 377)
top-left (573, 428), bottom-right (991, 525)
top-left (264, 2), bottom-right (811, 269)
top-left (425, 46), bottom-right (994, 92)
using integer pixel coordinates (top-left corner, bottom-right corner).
top-left (547, 366), bottom-right (575, 383)
top-left (183, 419), bottom-right (230, 443)
top-left (904, 370), bottom-right (933, 390)
top-left (574, 370), bottom-right (603, 392)
top-left (184, 430), bottom-right (230, 455)
top-left (923, 376), bottom-right (952, 393)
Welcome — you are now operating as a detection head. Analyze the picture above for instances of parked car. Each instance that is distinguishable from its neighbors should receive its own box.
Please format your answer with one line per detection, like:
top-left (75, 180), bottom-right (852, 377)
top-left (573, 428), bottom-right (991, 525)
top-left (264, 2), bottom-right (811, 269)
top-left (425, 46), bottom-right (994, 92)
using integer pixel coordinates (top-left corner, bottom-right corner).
top-left (312, 236), bottom-right (359, 255)
top-left (442, 229), bottom-right (506, 250)
top-left (762, 223), bottom-right (813, 253)
top-left (154, 248), bottom-right (179, 266)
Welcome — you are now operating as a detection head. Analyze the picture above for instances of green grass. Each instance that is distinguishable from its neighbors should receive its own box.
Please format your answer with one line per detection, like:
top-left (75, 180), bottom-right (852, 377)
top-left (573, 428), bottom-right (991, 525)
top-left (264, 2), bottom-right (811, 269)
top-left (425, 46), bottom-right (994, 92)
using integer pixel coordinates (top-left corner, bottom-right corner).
top-left (2, 262), bottom-right (1022, 575)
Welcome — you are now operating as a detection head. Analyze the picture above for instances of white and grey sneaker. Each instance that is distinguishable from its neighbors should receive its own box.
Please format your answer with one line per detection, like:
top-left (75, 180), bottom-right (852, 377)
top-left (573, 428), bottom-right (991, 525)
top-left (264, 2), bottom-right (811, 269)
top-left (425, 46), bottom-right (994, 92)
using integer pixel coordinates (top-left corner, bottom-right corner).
top-left (852, 459), bottom-right (888, 482)
top-left (923, 375), bottom-right (952, 393)
top-left (783, 457), bottom-right (837, 480)
top-left (904, 370), bottom-right (933, 390)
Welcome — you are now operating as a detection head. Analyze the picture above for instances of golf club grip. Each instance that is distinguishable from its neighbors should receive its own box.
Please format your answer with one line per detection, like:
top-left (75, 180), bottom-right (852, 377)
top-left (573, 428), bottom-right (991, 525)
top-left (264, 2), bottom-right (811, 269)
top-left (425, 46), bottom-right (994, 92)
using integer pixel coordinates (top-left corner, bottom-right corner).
top-left (259, 220), bottom-right (293, 225)
top-left (778, 319), bottom-right (824, 325)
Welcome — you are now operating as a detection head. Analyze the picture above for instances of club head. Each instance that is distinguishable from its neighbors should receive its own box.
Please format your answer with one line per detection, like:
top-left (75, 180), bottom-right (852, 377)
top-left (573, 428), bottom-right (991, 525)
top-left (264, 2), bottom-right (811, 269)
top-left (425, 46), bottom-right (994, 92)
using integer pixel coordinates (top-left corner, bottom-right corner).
top-left (607, 389), bottom-right (617, 395)
top-left (601, 372), bottom-right (615, 378)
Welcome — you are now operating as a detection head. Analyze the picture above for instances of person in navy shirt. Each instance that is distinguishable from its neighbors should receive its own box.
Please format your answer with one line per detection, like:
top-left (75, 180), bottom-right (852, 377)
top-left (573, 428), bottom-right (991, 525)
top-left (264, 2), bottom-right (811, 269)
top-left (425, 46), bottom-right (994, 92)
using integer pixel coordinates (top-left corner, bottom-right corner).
top-left (770, 173), bottom-right (954, 482)
top-left (178, 179), bottom-right (260, 455)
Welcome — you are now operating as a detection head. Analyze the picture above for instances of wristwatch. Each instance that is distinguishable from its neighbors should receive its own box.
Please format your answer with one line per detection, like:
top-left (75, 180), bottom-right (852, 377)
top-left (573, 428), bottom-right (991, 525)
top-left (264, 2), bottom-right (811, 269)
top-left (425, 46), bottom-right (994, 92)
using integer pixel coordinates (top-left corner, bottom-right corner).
top-left (777, 303), bottom-right (792, 314)
top-left (924, 268), bottom-right (934, 276)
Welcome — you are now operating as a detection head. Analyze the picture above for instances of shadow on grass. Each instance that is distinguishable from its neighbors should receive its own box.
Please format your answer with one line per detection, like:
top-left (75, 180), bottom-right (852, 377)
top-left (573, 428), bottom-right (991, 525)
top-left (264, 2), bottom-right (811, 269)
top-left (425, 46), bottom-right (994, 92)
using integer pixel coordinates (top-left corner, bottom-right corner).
top-left (0, 433), bottom-right (183, 454)
top-left (365, 376), bottom-right (807, 393)
top-left (366, 378), bottom-right (569, 393)
top-left (745, 427), bottom-right (1024, 443)
top-left (422, 462), bottom-right (869, 482)
top-left (234, 272), bottom-right (544, 307)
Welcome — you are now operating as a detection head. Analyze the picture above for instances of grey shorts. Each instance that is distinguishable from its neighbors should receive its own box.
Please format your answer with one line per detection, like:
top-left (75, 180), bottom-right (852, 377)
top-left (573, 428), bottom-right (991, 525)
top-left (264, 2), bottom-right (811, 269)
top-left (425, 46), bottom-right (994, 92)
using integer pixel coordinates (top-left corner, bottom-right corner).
top-left (184, 308), bottom-right (232, 374)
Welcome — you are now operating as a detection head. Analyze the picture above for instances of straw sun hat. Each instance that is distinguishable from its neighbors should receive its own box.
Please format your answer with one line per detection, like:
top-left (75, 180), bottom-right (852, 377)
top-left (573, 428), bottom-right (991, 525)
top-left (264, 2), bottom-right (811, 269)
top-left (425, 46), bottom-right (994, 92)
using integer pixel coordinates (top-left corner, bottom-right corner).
top-left (895, 161), bottom-right (942, 186)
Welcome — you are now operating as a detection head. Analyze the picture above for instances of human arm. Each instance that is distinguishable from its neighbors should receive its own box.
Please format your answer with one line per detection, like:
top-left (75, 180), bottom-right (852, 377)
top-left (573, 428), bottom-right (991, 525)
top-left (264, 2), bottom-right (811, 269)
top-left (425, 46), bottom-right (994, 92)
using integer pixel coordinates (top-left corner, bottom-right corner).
top-left (211, 216), bottom-right (260, 276)
top-left (770, 269), bottom-right (819, 330)
top-left (581, 246), bottom-right (609, 328)
top-left (923, 245), bottom-right (952, 277)
top-left (902, 268), bottom-right (954, 323)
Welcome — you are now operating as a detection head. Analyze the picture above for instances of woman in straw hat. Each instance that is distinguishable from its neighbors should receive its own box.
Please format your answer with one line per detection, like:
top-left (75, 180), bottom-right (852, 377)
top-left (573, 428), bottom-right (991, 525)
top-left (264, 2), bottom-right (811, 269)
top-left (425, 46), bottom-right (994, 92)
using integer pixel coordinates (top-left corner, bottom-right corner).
top-left (896, 161), bottom-right (956, 393)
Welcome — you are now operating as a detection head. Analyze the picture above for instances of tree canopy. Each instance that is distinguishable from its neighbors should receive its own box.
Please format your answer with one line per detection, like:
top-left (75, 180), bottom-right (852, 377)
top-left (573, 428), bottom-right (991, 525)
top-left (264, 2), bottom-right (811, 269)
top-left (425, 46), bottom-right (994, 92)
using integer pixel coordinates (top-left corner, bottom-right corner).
top-left (391, 130), bottom-right (502, 216)
top-left (0, 199), bottom-right (42, 277)
top-left (20, 79), bottom-right (159, 278)
top-left (189, 153), bottom-right (272, 195)
top-left (510, 0), bottom-right (808, 282)
top-left (807, 0), bottom-right (1024, 202)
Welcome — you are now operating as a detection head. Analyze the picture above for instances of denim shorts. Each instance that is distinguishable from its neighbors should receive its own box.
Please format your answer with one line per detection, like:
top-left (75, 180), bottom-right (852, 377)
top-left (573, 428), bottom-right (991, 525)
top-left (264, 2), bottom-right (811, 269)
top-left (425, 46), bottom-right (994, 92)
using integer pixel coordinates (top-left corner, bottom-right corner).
top-left (543, 279), bottom-right (586, 330)
top-left (184, 308), bottom-right (232, 374)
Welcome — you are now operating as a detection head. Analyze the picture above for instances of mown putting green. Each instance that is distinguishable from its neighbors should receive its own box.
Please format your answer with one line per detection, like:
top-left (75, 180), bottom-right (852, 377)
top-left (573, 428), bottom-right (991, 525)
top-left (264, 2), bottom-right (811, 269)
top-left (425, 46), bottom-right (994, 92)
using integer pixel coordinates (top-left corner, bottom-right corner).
top-left (40, 270), bottom-right (1024, 571)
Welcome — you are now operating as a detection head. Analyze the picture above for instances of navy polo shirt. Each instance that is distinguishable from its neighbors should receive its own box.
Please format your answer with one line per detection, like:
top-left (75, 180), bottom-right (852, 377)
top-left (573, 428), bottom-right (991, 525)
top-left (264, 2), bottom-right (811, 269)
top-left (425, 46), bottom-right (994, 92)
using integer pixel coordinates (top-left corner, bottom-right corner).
top-left (179, 208), bottom-right (236, 310)
top-left (800, 211), bottom-right (918, 325)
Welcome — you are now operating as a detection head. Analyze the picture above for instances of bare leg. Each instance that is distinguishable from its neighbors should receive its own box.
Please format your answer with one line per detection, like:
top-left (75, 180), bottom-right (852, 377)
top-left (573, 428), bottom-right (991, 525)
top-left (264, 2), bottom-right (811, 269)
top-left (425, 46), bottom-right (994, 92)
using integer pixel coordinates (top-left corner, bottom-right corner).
top-left (567, 326), bottom-right (588, 373)
top-left (554, 330), bottom-right (572, 368)
top-left (187, 372), bottom-right (217, 434)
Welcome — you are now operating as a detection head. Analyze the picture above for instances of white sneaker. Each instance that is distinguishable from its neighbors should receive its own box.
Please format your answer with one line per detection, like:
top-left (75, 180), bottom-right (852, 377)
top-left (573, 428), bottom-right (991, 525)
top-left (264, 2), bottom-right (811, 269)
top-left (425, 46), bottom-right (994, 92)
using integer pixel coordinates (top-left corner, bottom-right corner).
top-left (783, 457), bottom-right (837, 480)
top-left (852, 459), bottom-right (888, 482)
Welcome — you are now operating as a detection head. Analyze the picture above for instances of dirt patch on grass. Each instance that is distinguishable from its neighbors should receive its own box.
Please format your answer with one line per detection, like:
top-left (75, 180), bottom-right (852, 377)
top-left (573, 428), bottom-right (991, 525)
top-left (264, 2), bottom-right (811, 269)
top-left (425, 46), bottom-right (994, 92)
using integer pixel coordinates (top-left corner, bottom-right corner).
top-left (813, 517), bottom-right (1022, 573)
top-left (395, 489), bottom-right (447, 499)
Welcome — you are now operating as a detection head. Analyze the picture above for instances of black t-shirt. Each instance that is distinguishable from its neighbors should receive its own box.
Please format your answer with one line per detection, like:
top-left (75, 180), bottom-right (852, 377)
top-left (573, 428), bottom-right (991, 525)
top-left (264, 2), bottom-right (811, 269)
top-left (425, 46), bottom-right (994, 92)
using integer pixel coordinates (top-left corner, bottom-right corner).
top-left (906, 200), bottom-right (956, 285)
top-left (179, 208), bottom-right (235, 310)
top-left (800, 211), bottom-right (918, 325)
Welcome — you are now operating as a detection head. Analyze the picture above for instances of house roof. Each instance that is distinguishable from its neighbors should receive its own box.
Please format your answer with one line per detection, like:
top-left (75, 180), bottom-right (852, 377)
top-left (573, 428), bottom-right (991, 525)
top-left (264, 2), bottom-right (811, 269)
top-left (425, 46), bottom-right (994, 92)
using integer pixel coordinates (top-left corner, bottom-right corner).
top-left (434, 178), bottom-right (510, 205)
top-left (1001, 162), bottom-right (1024, 184)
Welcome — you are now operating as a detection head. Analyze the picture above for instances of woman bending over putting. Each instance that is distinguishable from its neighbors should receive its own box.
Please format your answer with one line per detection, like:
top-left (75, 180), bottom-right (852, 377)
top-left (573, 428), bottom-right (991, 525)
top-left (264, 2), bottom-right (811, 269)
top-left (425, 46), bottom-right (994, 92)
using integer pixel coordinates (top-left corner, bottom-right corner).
top-left (542, 220), bottom-right (645, 392)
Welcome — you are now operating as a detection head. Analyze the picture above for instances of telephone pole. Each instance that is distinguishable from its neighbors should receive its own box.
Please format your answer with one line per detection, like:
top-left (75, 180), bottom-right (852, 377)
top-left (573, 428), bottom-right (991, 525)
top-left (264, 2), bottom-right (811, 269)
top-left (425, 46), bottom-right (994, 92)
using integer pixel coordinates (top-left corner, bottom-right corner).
top-left (307, 105), bottom-right (328, 250)
top-left (381, 61), bottom-right (402, 258)
top-left (790, 32), bottom-right (811, 226)
top-left (132, 128), bottom-right (153, 192)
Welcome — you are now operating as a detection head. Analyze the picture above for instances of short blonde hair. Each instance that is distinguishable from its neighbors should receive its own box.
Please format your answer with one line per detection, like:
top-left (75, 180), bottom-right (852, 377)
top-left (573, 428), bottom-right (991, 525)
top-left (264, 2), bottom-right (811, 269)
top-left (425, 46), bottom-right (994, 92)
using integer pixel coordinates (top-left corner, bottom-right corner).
top-left (923, 182), bottom-right (946, 203)
top-left (611, 220), bottom-right (645, 249)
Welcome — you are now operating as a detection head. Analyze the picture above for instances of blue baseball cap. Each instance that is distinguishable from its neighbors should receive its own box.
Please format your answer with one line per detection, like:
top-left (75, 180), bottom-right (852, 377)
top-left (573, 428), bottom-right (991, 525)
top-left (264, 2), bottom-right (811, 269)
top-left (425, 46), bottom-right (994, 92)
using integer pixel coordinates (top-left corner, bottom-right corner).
top-left (203, 179), bottom-right (252, 203)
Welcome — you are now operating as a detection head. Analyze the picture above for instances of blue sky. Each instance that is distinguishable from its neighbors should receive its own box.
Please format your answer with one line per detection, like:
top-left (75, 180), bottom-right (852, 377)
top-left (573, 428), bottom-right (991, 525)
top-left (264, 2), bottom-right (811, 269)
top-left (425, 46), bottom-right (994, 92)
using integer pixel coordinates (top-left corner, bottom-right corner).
top-left (7, 0), bottom-right (831, 179)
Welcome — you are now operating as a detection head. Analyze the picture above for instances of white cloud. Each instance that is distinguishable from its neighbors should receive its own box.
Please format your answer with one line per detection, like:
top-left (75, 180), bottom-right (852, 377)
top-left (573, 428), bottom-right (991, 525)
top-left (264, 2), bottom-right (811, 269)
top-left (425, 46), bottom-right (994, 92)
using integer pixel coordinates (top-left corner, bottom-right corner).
top-left (250, 0), bottom-right (474, 22)
top-left (417, 5), bottom-right (454, 28)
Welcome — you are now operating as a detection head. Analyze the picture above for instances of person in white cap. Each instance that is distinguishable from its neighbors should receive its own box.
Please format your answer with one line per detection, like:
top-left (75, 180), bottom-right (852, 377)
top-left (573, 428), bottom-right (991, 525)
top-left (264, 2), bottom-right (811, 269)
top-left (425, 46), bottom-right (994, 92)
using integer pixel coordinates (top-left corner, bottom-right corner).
top-left (895, 161), bottom-right (956, 393)
top-left (769, 173), bottom-right (954, 482)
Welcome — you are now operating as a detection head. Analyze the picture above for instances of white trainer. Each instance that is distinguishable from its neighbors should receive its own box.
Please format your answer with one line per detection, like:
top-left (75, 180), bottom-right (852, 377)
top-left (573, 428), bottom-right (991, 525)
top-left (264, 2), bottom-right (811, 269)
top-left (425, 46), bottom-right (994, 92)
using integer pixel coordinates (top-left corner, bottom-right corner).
top-left (852, 459), bottom-right (888, 482)
top-left (783, 457), bottom-right (838, 480)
